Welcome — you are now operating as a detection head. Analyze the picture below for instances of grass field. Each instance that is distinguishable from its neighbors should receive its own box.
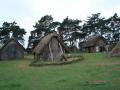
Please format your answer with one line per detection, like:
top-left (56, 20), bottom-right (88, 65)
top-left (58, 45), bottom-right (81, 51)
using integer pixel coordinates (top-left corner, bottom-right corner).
top-left (0, 53), bottom-right (120, 90)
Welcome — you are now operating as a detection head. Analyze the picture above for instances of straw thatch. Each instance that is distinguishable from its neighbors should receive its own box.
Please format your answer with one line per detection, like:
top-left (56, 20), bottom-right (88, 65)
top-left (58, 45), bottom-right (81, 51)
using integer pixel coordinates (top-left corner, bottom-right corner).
top-left (84, 35), bottom-right (106, 47)
top-left (110, 41), bottom-right (120, 56)
top-left (33, 32), bottom-right (68, 61)
top-left (0, 38), bottom-right (25, 60)
top-left (84, 35), bottom-right (107, 53)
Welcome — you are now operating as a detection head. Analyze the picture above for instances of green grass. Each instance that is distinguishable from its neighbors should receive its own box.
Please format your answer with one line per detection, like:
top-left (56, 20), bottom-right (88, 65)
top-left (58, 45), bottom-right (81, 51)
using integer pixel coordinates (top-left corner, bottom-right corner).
top-left (0, 53), bottom-right (120, 90)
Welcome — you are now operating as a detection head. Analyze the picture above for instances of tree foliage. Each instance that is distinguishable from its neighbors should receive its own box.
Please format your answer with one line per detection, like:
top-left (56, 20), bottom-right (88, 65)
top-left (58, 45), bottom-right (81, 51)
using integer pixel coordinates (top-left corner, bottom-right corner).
top-left (0, 21), bottom-right (26, 45)
top-left (27, 15), bottom-right (61, 50)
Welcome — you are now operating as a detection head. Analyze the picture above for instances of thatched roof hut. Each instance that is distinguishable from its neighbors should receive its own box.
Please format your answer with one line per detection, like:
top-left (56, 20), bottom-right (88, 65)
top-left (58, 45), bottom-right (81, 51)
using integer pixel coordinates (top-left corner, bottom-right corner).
top-left (84, 35), bottom-right (107, 53)
top-left (33, 32), bottom-right (68, 61)
top-left (110, 41), bottom-right (120, 56)
top-left (0, 38), bottom-right (25, 60)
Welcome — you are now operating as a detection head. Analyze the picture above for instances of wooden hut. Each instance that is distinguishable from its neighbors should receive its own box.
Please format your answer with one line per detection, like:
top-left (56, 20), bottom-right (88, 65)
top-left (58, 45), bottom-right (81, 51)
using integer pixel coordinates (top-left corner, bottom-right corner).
top-left (0, 38), bottom-right (25, 60)
top-left (33, 32), bottom-right (68, 61)
top-left (110, 41), bottom-right (120, 56)
top-left (84, 35), bottom-right (107, 53)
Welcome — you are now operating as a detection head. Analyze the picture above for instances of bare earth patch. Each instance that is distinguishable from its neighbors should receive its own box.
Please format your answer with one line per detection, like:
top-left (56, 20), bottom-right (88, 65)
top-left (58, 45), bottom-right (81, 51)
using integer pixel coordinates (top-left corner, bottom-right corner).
top-left (18, 63), bottom-right (28, 69)
top-left (87, 80), bottom-right (106, 85)
top-left (93, 62), bottom-right (120, 67)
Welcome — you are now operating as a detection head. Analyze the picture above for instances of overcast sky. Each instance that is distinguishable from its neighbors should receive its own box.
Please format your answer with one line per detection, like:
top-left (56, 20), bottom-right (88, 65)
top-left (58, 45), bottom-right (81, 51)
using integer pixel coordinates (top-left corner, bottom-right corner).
top-left (0, 0), bottom-right (120, 47)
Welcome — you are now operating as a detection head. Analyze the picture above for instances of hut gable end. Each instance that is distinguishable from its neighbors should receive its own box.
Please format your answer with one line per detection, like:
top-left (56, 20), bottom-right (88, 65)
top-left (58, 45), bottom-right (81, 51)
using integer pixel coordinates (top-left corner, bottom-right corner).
top-left (0, 38), bottom-right (25, 60)
top-left (33, 32), bottom-right (68, 61)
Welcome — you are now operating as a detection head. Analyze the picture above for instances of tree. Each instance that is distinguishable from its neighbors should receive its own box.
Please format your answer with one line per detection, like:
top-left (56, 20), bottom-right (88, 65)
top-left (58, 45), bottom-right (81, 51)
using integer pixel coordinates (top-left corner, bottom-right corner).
top-left (0, 22), bottom-right (11, 43)
top-left (82, 13), bottom-right (107, 37)
top-left (58, 16), bottom-right (82, 50)
top-left (33, 15), bottom-right (54, 37)
top-left (0, 21), bottom-right (26, 45)
top-left (105, 13), bottom-right (120, 45)
top-left (27, 15), bottom-right (60, 50)
top-left (10, 21), bottom-right (26, 45)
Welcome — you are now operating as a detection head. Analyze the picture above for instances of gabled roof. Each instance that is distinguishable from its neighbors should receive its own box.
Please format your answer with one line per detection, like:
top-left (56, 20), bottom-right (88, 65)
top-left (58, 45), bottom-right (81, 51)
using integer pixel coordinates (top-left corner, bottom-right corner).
top-left (115, 41), bottom-right (120, 48)
top-left (33, 32), bottom-right (68, 54)
top-left (84, 35), bottom-right (107, 47)
top-left (110, 41), bottom-right (120, 56)
top-left (0, 38), bottom-right (25, 51)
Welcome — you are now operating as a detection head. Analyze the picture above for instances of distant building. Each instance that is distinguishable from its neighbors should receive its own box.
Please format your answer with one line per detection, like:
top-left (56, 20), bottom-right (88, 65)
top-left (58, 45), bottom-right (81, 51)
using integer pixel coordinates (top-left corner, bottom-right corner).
top-left (110, 41), bottom-right (120, 56)
top-left (83, 35), bottom-right (107, 53)
top-left (0, 38), bottom-right (25, 60)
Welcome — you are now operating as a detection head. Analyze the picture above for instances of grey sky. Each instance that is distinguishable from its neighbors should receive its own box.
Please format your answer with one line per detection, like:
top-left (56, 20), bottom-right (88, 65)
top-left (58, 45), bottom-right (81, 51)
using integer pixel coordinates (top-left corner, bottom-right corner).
top-left (0, 0), bottom-right (120, 47)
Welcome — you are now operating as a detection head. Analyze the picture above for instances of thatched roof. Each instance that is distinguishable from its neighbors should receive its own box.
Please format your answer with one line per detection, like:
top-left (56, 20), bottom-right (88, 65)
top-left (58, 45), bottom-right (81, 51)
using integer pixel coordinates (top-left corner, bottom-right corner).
top-left (33, 32), bottom-right (68, 54)
top-left (110, 41), bottom-right (120, 56)
top-left (0, 38), bottom-right (25, 51)
top-left (84, 35), bottom-right (106, 47)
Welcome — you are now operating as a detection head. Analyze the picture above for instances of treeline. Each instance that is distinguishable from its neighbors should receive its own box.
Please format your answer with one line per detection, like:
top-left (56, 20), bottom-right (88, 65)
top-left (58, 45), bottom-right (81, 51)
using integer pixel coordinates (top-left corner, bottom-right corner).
top-left (27, 13), bottom-right (120, 52)
top-left (0, 13), bottom-right (120, 52)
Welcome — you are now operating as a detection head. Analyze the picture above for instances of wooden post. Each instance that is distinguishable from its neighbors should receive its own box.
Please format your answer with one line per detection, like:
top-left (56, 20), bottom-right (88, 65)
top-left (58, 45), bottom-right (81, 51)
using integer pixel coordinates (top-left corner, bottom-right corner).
top-left (59, 43), bottom-right (67, 61)
top-left (49, 42), bottom-right (53, 62)
top-left (59, 43), bottom-right (64, 54)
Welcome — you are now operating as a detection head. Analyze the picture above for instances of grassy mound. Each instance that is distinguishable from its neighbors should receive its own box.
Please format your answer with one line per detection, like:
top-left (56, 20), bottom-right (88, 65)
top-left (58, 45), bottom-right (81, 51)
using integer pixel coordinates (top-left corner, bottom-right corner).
top-left (30, 55), bottom-right (84, 67)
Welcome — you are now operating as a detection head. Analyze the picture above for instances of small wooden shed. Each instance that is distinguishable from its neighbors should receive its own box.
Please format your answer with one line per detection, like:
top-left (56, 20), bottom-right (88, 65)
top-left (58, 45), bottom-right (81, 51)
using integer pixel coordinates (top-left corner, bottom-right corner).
top-left (84, 35), bottom-right (107, 53)
top-left (0, 38), bottom-right (25, 60)
top-left (33, 32), bottom-right (68, 61)
top-left (110, 41), bottom-right (120, 56)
